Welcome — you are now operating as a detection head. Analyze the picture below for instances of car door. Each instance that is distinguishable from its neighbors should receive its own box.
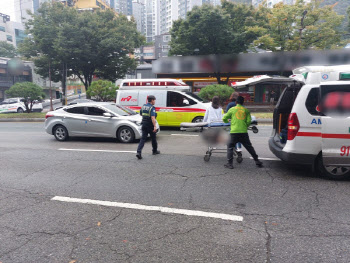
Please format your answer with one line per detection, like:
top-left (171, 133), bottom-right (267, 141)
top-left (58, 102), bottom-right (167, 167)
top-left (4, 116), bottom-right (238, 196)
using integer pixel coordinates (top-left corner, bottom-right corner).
top-left (321, 84), bottom-right (350, 167)
top-left (63, 106), bottom-right (90, 136)
top-left (85, 106), bottom-right (115, 137)
top-left (5, 99), bottom-right (18, 113)
top-left (166, 91), bottom-right (197, 126)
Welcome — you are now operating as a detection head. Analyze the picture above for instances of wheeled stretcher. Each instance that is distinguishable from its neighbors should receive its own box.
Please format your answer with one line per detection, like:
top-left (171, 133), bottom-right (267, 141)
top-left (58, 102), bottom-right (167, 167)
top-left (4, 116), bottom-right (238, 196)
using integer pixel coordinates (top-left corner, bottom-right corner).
top-left (180, 119), bottom-right (259, 162)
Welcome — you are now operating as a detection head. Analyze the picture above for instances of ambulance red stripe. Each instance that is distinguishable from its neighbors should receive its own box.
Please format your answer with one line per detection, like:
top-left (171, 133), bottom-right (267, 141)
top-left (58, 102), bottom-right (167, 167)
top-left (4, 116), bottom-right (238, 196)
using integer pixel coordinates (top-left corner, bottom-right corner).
top-left (296, 132), bottom-right (350, 139)
top-left (127, 106), bottom-right (206, 113)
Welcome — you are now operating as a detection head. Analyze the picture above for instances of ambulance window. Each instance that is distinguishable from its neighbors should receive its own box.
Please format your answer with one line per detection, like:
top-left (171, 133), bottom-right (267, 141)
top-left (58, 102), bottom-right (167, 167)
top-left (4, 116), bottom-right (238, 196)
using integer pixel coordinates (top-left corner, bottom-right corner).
top-left (305, 88), bottom-right (322, 116)
top-left (167, 91), bottom-right (196, 107)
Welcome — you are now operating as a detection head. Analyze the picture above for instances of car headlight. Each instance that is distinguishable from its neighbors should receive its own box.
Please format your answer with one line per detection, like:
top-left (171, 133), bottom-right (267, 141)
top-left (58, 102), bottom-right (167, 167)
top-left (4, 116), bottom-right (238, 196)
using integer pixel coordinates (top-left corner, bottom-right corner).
top-left (130, 120), bottom-right (142, 126)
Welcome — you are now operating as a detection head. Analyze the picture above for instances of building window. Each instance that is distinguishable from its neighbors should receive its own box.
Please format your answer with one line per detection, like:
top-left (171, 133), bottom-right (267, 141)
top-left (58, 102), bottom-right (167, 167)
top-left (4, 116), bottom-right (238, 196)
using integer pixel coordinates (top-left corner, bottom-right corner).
top-left (6, 35), bottom-right (12, 42)
top-left (163, 35), bottom-right (171, 42)
top-left (0, 26), bottom-right (5, 32)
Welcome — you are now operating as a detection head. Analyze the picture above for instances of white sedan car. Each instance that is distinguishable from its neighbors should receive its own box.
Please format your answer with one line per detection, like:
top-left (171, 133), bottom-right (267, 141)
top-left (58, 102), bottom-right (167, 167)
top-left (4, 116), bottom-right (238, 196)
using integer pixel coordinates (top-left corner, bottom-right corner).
top-left (0, 98), bottom-right (43, 113)
top-left (45, 102), bottom-right (159, 143)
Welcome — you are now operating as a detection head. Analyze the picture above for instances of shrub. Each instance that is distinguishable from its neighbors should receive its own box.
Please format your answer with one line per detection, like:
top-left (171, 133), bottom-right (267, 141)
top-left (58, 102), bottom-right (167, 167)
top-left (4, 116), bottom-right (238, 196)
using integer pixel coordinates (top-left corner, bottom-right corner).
top-left (198, 84), bottom-right (234, 106)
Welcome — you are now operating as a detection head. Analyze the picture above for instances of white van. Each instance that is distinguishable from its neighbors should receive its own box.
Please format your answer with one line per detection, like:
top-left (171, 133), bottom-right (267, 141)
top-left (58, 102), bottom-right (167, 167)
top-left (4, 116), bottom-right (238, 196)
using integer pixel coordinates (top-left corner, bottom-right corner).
top-left (233, 66), bottom-right (350, 180)
top-left (117, 79), bottom-right (210, 127)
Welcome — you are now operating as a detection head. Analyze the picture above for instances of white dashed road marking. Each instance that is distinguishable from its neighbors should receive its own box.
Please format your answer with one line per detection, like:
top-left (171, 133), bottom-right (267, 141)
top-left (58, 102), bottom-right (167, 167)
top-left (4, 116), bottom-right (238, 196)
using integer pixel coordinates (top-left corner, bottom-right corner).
top-left (58, 148), bottom-right (137, 153)
top-left (170, 134), bottom-right (199, 137)
top-left (249, 157), bottom-right (280, 161)
top-left (51, 196), bottom-right (243, 222)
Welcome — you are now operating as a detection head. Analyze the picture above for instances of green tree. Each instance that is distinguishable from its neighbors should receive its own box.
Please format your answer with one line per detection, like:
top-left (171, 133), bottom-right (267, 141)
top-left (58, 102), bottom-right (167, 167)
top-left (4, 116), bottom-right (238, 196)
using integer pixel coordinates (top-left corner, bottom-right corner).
top-left (19, 2), bottom-right (143, 103)
top-left (198, 84), bottom-right (234, 106)
top-left (169, 5), bottom-right (242, 56)
top-left (87, 80), bottom-right (118, 102)
top-left (5, 82), bottom-right (45, 113)
top-left (250, 0), bottom-right (344, 51)
top-left (0, 41), bottom-right (17, 58)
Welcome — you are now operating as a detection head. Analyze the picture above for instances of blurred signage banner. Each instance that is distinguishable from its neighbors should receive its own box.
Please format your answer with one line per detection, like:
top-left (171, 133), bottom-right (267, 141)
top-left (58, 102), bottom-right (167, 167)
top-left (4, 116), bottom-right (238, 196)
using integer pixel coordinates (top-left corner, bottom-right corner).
top-left (193, 82), bottom-right (217, 88)
top-left (153, 50), bottom-right (350, 74)
top-left (143, 46), bottom-right (155, 60)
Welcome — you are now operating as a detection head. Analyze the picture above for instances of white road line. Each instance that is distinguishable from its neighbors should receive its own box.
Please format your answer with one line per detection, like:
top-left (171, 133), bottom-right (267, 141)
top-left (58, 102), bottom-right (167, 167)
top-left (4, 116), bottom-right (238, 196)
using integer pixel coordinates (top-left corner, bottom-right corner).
top-left (170, 134), bottom-right (199, 137)
top-left (249, 157), bottom-right (280, 161)
top-left (58, 148), bottom-right (136, 153)
top-left (51, 196), bottom-right (243, 222)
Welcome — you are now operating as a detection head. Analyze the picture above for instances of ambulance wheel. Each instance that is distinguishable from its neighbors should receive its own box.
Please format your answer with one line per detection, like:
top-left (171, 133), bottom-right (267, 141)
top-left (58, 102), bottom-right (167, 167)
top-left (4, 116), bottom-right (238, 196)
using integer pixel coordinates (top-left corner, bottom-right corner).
top-left (237, 156), bottom-right (243, 163)
top-left (117, 126), bottom-right (135, 143)
top-left (17, 108), bottom-right (24, 113)
top-left (192, 117), bottom-right (203, 123)
top-left (53, 125), bottom-right (69, 141)
top-left (316, 154), bottom-right (350, 180)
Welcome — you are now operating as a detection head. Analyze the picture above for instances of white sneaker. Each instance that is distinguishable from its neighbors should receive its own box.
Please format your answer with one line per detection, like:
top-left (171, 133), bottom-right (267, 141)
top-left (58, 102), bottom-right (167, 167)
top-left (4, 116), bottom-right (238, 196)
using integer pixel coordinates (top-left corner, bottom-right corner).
top-left (236, 148), bottom-right (242, 152)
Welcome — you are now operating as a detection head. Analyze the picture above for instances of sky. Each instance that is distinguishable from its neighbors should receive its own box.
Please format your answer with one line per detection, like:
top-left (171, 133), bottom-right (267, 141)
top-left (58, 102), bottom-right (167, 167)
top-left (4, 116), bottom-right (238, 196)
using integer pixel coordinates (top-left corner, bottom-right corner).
top-left (1, 0), bottom-right (17, 21)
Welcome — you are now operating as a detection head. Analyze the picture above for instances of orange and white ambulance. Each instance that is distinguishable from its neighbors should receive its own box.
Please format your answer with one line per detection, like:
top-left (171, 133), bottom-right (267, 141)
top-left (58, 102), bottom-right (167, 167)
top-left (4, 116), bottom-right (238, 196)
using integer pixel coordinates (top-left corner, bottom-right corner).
top-left (116, 79), bottom-right (210, 127)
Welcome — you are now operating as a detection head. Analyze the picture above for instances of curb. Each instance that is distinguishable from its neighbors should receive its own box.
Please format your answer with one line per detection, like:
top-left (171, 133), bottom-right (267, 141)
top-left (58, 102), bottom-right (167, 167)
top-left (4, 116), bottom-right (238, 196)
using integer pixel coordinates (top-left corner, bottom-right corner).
top-left (0, 118), bottom-right (45, 122)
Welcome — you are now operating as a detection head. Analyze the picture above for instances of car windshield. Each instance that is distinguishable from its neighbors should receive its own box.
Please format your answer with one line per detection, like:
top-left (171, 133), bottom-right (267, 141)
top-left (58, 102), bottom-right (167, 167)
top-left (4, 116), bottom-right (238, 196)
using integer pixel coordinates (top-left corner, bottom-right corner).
top-left (103, 104), bottom-right (137, 116)
top-left (185, 92), bottom-right (207, 103)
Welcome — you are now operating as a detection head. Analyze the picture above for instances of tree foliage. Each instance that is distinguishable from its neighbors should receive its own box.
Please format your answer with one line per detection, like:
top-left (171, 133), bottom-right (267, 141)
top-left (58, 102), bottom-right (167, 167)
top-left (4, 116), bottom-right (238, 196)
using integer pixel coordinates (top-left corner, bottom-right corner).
top-left (5, 82), bottom-right (45, 113)
top-left (87, 80), bottom-right (118, 102)
top-left (169, 5), bottom-right (245, 56)
top-left (198, 84), bottom-right (234, 106)
top-left (0, 41), bottom-right (17, 58)
top-left (19, 2), bottom-right (144, 96)
top-left (250, 0), bottom-right (344, 51)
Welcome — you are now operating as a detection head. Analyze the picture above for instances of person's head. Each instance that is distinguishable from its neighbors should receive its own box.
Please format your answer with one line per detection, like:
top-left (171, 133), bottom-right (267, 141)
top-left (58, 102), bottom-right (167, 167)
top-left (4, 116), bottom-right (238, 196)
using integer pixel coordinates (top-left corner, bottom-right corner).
top-left (148, 95), bottom-right (156, 105)
top-left (229, 92), bottom-right (238, 102)
top-left (236, 96), bottom-right (244, 105)
top-left (212, 96), bottom-right (220, 109)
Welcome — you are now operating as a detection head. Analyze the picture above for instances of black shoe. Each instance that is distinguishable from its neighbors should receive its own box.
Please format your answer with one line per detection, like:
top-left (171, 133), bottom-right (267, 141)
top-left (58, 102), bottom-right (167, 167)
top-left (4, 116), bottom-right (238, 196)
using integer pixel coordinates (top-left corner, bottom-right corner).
top-left (237, 152), bottom-right (242, 157)
top-left (136, 153), bottom-right (142, 159)
top-left (224, 163), bottom-right (234, 169)
top-left (152, 150), bottom-right (160, 155)
top-left (255, 159), bottom-right (263, 167)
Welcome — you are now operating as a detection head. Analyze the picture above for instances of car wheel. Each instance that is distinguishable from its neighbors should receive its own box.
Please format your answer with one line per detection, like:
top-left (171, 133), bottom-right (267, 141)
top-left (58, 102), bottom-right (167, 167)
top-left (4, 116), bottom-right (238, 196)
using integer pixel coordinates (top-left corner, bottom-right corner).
top-left (17, 108), bottom-right (24, 113)
top-left (53, 125), bottom-right (69, 141)
top-left (117, 126), bottom-right (135, 143)
top-left (316, 154), bottom-right (350, 180)
top-left (192, 116), bottom-right (204, 123)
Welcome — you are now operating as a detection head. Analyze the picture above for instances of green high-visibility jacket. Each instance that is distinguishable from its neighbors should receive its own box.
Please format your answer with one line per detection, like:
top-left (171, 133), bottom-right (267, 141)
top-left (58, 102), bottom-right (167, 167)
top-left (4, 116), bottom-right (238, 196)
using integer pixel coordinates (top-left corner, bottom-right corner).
top-left (222, 104), bottom-right (251, 133)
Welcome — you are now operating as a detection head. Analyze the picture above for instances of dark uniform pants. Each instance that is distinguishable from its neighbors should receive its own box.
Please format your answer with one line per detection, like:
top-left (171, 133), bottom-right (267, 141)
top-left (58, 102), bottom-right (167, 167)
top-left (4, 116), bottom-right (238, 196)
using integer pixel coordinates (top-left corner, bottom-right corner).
top-left (227, 133), bottom-right (258, 163)
top-left (137, 126), bottom-right (158, 154)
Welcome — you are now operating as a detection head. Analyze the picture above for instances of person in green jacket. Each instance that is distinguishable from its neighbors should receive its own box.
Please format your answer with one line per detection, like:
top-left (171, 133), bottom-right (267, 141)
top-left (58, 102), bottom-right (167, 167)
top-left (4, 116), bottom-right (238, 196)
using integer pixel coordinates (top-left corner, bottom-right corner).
top-left (222, 96), bottom-right (262, 169)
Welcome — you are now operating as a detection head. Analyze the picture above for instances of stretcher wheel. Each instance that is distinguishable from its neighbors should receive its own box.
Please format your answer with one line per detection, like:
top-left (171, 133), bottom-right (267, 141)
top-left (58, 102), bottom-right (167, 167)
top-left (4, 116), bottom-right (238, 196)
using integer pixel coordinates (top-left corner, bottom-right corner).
top-left (236, 156), bottom-right (243, 163)
top-left (204, 154), bottom-right (211, 162)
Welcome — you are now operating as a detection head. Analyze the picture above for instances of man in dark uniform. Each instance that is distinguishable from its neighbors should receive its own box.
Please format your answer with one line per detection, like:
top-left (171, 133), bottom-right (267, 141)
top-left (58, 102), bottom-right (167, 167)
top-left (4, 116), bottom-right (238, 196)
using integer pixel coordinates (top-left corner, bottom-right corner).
top-left (136, 95), bottom-right (160, 159)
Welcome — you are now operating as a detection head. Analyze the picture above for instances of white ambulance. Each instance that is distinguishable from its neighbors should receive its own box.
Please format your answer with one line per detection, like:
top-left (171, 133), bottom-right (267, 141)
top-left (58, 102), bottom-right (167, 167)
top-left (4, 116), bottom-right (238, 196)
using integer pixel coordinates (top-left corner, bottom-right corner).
top-left (234, 66), bottom-right (350, 180)
top-left (116, 79), bottom-right (210, 127)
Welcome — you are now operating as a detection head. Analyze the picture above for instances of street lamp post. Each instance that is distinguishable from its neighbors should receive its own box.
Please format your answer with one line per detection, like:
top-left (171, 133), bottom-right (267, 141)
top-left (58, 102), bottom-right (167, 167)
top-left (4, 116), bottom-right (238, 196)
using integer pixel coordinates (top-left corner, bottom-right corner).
top-left (49, 60), bottom-right (53, 111)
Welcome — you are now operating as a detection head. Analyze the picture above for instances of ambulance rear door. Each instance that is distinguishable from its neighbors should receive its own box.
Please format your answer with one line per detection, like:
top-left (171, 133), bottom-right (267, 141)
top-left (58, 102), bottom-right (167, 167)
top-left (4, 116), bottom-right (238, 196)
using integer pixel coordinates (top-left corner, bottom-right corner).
top-left (321, 83), bottom-right (350, 167)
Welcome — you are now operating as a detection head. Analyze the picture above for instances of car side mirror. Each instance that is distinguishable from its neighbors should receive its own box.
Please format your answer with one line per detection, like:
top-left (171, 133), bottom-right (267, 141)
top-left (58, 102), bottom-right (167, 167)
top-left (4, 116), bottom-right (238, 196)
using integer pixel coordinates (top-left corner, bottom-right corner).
top-left (103, 112), bottom-right (113, 118)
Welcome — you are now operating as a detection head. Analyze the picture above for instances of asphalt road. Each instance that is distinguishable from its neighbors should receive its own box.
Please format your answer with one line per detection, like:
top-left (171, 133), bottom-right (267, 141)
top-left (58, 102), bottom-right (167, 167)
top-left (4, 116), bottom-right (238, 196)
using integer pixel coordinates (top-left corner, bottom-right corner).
top-left (1, 123), bottom-right (350, 263)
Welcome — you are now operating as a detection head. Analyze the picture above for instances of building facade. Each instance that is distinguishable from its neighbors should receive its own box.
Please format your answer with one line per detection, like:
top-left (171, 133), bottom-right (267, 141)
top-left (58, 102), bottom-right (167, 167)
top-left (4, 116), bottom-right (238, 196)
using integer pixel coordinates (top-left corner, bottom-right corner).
top-left (116, 0), bottom-right (133, 15)
top-left (0, 13), bottom-right (26, 48)
top-left (154, 33), bottom-right (171, 59)
top-left (132, 0), bottom-right (146, 36)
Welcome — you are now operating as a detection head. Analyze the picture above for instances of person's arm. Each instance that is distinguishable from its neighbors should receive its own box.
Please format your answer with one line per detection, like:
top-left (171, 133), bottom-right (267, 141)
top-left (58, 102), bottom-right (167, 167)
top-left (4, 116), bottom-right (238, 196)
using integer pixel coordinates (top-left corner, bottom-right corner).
top-left (151, 106), bottom-right (157, 132)
top-left (246, 110), bottom-right (252, 126)
top-left (203, 108), bottom-right (209, 122)
top-left (151, 116), bottom-right (157, 132)
top-left (222, 110), bottom-right (231, 123)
